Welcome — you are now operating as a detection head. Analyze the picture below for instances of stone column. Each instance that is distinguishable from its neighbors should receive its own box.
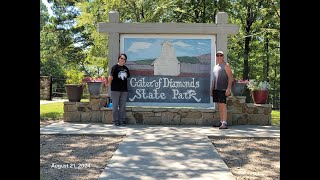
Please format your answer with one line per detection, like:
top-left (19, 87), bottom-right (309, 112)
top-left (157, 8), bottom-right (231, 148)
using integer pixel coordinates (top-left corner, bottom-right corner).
top-left (216, 12), bottom-right (228, 63)
top-left (107, 10), bottom-right (120, 94)
top-left (108, 11), bottom-right (120, 66)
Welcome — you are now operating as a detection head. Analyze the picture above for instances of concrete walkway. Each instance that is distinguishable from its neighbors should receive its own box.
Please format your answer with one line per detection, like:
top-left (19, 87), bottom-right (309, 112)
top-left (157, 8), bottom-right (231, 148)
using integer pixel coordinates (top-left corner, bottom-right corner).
top-left (40, 122), bottom-right (280, 180)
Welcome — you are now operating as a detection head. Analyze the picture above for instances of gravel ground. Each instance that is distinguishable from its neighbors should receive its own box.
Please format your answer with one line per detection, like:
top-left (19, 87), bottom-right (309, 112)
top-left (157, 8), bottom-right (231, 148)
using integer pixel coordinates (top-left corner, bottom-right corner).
top-left (211, 137), bottom-right (280, 180)
top-left (40, 121), bottom-right (280, 180)
top-left (40, 135), bottom-right (124, 180)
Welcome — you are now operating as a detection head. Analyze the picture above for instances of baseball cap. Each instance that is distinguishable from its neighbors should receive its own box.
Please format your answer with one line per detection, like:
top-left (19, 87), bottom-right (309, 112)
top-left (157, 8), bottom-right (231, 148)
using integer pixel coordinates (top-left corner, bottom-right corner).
top-left (216, 50), bottom-right (224, 55)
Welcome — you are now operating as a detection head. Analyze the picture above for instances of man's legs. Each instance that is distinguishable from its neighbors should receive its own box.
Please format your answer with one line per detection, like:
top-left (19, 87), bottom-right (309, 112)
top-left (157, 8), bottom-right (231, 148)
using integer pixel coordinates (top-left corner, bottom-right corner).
top-left (218, 103), bottom-right (227, 124)
top-left (111, 91), bottom-right (121, 125)
top-left (217, 90), bottom-right (228, 129)
top-left (119, 91), bottom-right (128, 125)
top-left (213, 90), bottom-right (223, 127)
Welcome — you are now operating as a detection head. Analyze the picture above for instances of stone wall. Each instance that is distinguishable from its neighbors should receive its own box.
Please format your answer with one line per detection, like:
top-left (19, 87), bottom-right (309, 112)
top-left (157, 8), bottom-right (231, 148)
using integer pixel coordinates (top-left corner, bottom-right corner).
top-left (40, 76), bottom-right (52, 100)
top-left (227, 96), bottom-right (272, 125)
top-left (64, 95), bottom-right (271, 125)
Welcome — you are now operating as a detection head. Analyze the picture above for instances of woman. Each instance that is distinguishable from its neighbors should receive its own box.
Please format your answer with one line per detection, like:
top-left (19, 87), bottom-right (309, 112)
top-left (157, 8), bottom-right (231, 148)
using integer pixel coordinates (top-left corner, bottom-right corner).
top-left (108, 53), bottom-right (131, 126)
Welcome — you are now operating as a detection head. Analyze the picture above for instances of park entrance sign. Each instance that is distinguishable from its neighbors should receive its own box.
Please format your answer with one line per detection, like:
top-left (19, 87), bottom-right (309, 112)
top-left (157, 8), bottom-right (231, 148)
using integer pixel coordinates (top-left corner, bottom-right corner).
top-left (98, 11), bottom-right (239, 107)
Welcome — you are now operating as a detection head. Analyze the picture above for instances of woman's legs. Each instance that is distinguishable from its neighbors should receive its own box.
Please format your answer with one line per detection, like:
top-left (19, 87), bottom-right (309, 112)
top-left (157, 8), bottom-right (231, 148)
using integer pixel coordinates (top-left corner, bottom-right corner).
top-left (119, 92), bottom-right (128, 124)
top-left (111, 91), bottom-right (120, 125)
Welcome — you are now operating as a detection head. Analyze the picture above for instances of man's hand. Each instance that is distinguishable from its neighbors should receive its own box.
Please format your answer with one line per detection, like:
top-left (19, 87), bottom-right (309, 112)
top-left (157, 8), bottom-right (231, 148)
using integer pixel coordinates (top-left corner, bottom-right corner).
top-left (225, 89), bottom-right (231, 96)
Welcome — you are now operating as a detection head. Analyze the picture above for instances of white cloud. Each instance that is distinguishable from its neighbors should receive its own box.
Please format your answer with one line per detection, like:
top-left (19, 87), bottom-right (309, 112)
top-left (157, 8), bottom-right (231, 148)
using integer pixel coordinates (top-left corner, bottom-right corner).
top-left (198, 42), bottom-right (206, 45)
top-left (128, 42), bottom-right (152, 52)
top-left (173, 41), bottom-right (191, 47)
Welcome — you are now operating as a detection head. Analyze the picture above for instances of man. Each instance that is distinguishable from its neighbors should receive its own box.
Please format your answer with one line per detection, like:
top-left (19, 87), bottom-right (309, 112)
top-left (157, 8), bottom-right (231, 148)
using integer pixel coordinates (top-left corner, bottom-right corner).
top-left (210, 50), bottom-right (233, 129)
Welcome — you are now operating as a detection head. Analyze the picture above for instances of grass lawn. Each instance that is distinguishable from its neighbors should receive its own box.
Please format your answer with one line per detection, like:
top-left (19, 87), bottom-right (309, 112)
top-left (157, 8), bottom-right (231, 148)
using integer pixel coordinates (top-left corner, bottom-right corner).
top-left (40, 99), bottom-right (89, 120)
top-left (41, 101), bottom-right (280, 126)
top-left (40, 102), bottom-right (64, 120)
top-left (271, 110), bottom-right (280, 126)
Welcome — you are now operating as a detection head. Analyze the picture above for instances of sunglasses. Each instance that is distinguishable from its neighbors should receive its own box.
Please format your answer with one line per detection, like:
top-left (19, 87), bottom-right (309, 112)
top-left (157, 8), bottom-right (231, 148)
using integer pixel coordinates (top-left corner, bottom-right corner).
top-left (216, 54), bottom-right (223, 57)
top-left (120, 57), bottom-right (127, 60)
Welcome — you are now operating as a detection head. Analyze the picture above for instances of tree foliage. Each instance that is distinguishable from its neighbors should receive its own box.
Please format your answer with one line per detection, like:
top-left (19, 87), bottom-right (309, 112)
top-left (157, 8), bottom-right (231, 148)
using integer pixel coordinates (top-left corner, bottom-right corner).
top-left (227, 0), bottom-right (280, 105)
top-left (41, 0), bottom-right (87, 79)
top-left (40, 0), bottom-right (280, 107)
top-left (40, 0), bottom-right (49, 30)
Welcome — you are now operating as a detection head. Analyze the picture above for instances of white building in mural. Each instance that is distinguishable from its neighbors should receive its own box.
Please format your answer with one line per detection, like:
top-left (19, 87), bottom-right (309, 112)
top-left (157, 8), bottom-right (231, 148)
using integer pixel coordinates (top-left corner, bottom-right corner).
top-left (152, 41), bottom-right (180, 76)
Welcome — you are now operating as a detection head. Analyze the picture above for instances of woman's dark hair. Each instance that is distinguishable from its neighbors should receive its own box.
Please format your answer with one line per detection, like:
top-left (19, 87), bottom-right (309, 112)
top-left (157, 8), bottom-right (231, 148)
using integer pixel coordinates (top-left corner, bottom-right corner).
top-left (118, 53), bottom-right (127, 62)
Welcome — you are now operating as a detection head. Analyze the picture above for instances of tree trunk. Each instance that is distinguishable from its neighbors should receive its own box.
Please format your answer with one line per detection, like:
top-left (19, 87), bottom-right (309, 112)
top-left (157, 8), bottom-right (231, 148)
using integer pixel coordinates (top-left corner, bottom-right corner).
top-left (273, 58), bottom-right (278, 108)
top-left (243, 35), bottom-right (251, 80)
top-left (263, 32), bottom-right (270, 81)
top-left (202, 0), bottom-right (206, 23)
top-left (243, 6), bottom-right (255, 80)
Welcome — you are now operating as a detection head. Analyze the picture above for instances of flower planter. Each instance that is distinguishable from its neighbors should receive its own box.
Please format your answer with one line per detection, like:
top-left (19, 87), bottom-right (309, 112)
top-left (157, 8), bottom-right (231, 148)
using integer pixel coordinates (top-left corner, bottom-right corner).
top-left (65, 84), bottom-right (84, 102)
top-left (87, 82), bottom-right (103, 96)
top-left (251, 90), bottom-right (269, 104)
top-left (231, 83), bottom-right (246, 96)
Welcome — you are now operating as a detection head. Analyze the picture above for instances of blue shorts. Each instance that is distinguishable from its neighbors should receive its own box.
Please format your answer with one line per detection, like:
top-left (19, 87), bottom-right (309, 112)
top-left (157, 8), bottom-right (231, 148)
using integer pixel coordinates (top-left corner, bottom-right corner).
top-left (212, 90), bottom-right (227, 104)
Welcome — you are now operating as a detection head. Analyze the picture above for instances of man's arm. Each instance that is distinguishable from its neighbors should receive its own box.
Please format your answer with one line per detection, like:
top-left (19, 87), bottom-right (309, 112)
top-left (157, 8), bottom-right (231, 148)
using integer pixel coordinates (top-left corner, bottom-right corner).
top-left (225, 63), bottom-right (233, 96)
top-left (210, 79), bottom-right (215, 96)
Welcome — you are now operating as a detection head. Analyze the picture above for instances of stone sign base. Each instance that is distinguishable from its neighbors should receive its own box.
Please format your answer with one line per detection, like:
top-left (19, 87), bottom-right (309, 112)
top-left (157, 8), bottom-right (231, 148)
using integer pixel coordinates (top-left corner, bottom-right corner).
top-left (63, 95), bottom-right (272, 126)
top-left (227, 96), bottom-right (272, 125)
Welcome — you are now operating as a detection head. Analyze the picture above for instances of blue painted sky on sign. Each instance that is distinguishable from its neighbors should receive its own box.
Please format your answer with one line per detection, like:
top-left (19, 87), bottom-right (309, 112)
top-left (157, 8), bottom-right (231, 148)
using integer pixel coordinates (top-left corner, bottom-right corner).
top-left (124, 38), bottom-right (211, 61)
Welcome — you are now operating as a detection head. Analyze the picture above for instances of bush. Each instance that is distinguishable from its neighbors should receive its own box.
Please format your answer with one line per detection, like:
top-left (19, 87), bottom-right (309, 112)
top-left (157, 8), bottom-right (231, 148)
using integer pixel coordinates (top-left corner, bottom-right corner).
top-left (65, 69), bottom-right (84, 84)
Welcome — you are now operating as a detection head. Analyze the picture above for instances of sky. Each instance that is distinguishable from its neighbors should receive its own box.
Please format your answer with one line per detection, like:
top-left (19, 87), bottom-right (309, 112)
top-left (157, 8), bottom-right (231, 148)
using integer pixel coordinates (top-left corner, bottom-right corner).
top-left (41, 0), bottom-right (53, 16)
top-left (124, 38), bottom-right (212, 61)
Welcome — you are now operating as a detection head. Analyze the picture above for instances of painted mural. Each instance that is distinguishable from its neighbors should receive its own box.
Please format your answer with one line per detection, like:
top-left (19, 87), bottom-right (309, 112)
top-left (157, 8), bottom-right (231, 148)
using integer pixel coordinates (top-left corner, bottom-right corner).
top-left (120, 34), bottom-right (215, 106)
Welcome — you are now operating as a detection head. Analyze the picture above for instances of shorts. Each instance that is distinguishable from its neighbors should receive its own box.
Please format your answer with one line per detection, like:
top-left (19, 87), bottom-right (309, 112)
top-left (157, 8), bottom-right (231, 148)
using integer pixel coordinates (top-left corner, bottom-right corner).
top-left (212, 90), bottom-right (227, 104)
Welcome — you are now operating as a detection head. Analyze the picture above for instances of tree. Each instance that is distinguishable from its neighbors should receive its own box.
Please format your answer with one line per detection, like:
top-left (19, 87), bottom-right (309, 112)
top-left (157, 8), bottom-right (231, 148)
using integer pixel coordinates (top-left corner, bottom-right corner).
top-left (40, 0), bottom-right (280, 107)
top-left (42, 0), bottom-right (87, 74)
top-left (40, 0), bottom-right (49, 30)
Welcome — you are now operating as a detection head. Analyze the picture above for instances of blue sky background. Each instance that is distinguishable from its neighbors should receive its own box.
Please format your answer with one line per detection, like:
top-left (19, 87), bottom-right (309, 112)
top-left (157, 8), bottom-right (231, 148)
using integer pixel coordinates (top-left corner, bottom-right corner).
top-left (124, 38), bottom-right (211, 61)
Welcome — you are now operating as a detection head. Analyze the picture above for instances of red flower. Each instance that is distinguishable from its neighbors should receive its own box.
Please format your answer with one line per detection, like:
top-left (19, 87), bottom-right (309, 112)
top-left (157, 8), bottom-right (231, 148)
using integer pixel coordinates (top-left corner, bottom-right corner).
top-left (82, 76), bottom-right (107, 86)
top-left (233, 79), bottom-right (249, 84)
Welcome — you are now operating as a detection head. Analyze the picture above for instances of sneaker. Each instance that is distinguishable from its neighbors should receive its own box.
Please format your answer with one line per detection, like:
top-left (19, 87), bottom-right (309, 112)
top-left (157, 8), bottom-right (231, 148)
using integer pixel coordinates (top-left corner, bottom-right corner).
top-left (120, 123), bottom-right (126, 126)
top-left (213, 121), bottom-right (222, 127)
top-left (114, 123), bottom-right (120, 126)
top-left (219, 123), bottom-right (228, 129)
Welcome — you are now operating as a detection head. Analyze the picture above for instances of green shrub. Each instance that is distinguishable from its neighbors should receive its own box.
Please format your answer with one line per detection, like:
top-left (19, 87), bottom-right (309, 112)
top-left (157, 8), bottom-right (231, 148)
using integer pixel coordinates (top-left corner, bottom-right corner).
top-left (65, 69), bottom-right (84, 84)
